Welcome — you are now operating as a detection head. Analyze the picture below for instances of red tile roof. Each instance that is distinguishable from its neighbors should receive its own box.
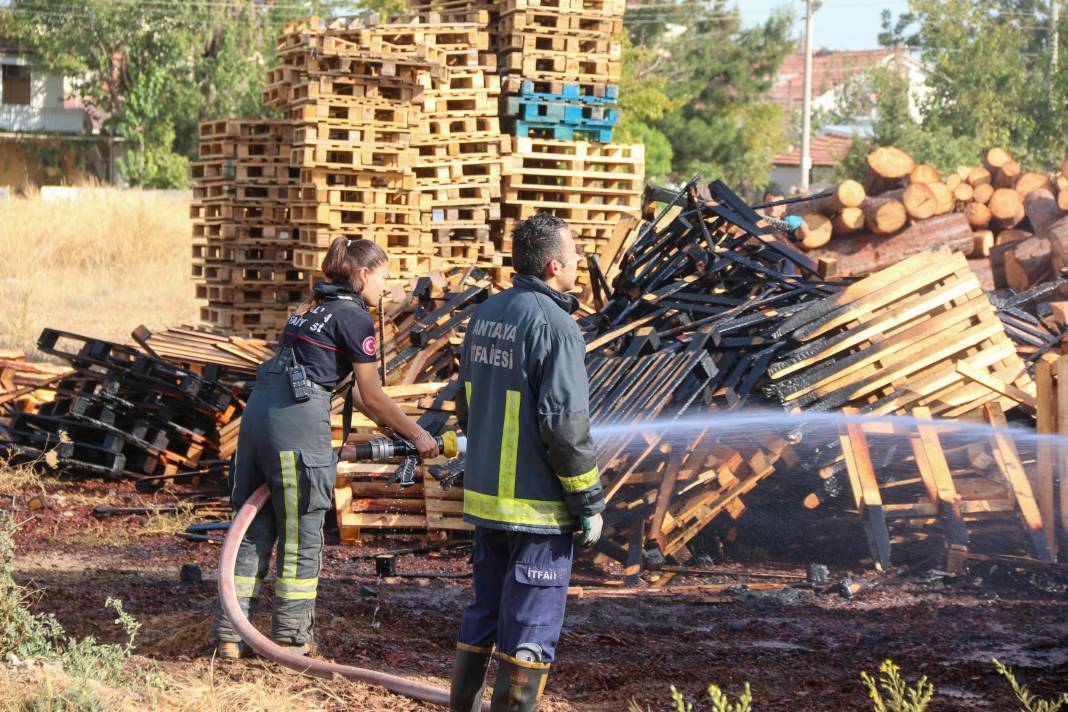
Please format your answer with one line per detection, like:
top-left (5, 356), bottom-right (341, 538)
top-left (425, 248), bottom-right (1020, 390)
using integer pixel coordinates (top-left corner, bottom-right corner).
top-left (772, 133), bottom-right (853, 167)
top-left (770, 48), bottom-right (897, 109)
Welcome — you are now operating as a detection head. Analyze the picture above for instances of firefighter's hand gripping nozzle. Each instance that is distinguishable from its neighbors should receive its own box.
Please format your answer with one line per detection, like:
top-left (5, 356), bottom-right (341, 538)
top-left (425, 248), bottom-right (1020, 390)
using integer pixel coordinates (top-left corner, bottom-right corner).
top-left (348, 431), bottom-right (465, 461)
top-left (344, 432), bottom-right (467, 488)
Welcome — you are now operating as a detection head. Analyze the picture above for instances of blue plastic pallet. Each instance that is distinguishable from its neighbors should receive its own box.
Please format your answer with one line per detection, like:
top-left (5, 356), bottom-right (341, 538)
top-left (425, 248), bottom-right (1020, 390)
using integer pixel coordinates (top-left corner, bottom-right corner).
top-left (514, 120), bottom-right (614, 143)
top-left (516, 79), bottom-right (619, 105)
top-left (505, 96), bottom-right (620, 126)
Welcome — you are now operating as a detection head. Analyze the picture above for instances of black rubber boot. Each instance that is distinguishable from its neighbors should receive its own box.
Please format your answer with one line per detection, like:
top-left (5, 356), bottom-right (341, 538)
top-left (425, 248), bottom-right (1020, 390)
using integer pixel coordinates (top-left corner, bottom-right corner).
top-left (489, 656), bottom-right (549, 712)
top-left (450, 646), bottom-right (492, 712)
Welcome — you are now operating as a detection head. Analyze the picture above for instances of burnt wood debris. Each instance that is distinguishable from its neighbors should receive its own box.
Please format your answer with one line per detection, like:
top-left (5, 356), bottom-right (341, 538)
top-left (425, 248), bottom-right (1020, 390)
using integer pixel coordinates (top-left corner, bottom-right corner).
top-left (3, 178), bottom-right (1068, 580)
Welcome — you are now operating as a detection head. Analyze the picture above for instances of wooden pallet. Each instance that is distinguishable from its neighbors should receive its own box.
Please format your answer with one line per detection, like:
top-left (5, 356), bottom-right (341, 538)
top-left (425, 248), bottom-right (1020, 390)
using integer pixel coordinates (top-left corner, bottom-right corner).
top-left (766, 250), bottom-right (1034, 419)
top-left (500, 51), bottom-right (621, 84)
top-left (498, 9), bottom-right (623, 37)
top-left (500, 0), bottom-right (624, 12)
top-left (1034, 354), bottom-right (1068, 559)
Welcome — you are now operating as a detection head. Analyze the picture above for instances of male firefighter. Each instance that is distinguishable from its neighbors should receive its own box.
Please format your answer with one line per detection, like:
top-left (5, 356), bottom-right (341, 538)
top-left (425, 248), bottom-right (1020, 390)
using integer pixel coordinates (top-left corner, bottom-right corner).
top-left (449, 212), bottom-right (606, 711)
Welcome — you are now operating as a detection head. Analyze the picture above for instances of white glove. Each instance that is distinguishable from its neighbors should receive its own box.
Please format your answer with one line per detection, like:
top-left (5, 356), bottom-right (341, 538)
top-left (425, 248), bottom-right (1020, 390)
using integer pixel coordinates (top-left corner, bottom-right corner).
top-left (576, 513), bottom-right (603, 548)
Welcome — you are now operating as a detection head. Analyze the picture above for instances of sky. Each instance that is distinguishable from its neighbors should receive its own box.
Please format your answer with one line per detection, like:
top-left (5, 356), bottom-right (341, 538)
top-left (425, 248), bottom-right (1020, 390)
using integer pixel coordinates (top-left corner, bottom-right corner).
top-left (737, 0), bottom-right (913, 51)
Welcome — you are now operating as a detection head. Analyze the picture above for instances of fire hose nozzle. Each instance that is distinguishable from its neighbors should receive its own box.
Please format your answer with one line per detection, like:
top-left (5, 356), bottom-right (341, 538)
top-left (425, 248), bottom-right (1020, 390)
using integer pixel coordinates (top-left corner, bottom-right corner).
top-left (348, 431), bottom-right (466, 462)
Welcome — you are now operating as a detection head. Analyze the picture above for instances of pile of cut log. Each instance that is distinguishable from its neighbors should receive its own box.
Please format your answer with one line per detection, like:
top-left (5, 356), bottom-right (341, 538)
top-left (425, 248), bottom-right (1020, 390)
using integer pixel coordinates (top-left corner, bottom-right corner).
top-left (793, 146), bottom-right (1068, 289)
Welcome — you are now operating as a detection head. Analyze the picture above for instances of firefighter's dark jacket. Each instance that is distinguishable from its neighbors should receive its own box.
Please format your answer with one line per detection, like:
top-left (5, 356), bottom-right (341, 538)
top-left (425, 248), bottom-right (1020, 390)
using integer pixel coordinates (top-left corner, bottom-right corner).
top-left (457, 274), bottom-right (605, 534)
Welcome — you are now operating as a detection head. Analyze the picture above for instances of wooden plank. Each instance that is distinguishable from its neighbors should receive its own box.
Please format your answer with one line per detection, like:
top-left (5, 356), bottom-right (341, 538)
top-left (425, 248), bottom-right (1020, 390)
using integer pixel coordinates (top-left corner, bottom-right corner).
top-left (1034, 360), bottom-right (1057, 559)
top-left (984, 402), bottom-right (1051, 560)
top-left (956, 361), bottom-right (1036, 410)
top-left (651, 447), bottom-right (682, 551)
top-left (912, 407), bottom-right (970, 550)
top-left (585, 311), bottom-right (666, 353)
top-left (1057, 356), bottom-right (1068, 544)
top-left (841, 409), bottom-right (891, 571)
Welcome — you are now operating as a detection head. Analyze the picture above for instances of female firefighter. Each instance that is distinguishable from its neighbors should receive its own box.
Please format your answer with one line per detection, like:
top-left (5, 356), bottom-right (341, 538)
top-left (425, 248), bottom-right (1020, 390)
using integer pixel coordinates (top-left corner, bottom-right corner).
top-left (213, 237), bottom-right (440, 657)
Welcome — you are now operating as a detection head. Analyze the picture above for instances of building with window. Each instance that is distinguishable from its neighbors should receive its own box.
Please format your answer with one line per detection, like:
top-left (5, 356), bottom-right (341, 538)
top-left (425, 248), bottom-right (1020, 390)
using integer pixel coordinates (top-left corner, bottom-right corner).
top-left (1, 44), bottom-right (119, 193)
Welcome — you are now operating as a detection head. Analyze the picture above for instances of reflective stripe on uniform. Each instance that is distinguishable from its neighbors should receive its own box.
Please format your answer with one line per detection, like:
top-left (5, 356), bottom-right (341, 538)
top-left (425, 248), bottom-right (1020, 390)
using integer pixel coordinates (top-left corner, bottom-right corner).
top-left (233, 575), bottom-right (262, 598)
top-left (498, 390), bottom-right (521, 500)
top-left (279, 450), bottom-right (299, 580)
top-left (464, 489), bottom-right (572, 527)
top-left (557, 465), bottom-right (601, 493)
top-left (276, 576), bottom-right (319, 600)
top-left (465, 380), bottom-right (472, 410)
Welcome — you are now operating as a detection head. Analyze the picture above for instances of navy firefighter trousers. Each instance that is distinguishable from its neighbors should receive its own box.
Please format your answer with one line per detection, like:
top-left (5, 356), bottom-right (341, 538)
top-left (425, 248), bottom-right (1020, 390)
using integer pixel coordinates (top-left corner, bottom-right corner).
top-left (457, 526), bottom-right (573, 663)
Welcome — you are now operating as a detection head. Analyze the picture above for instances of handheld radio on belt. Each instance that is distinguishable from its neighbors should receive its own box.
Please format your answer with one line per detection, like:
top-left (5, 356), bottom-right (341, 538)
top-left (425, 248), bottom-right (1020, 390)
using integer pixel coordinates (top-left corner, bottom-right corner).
top-left (284, 348), bottom-right (315, 403)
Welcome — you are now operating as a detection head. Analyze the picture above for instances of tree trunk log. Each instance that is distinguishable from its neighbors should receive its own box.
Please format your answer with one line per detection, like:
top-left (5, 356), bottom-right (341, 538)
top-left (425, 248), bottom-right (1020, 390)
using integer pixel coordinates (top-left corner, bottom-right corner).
top-left (973, 229), bottom-right (995, 258)
top-left (967, 166), bottom-right (992, 187)
top-left (1024, 188), bottom-right (1062, 236)
top-left (989, 231), bottom-right (1032, 290)
top-left (928, 182), bottom-right (954, 215)
top-left (861, 196), bottom-right (907, 235)
top-left (1046, 214), bottom-right (1068, 272)
top-left (832, 206), bottom-right (865, 236)
top-left (993, 160), bottom-right (1021, 189)
top-left (806, 213), bottom-right (972, 277)
top-left (984, 147), bottom-right (1014, 174)
top-left (809, 179), bottom-right (865, 215)
top-left (973, 183), bottom-right (994, 204)
top-left (989, 188), bottom-right (1024, 229)
top-left (997, 228), bottom-right (1033, 246)
top-left (1004, 235), bottom-right (1054, 291)
top-left (864, 146), bottom-right (914, 194)
top-left (953, 182), bottom-right (974, 203)
top-left (798, 213), bottom-right (833, 250)
top-left (902, 183), bottom-right (937, 220)
top-left (1015, 171), bottom-right (1054, 200)
top-left (964, 201), bottom-right (992, 229)
top-left (909, 163), bottom-right (940, 185)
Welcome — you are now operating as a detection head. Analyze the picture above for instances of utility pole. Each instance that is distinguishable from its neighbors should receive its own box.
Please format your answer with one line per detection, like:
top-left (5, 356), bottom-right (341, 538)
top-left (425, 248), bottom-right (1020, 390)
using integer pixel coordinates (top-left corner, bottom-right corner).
top-left (800, 0), bottom-right (815, 193)
top-left (1053, 0), bottom-right (1060, 79)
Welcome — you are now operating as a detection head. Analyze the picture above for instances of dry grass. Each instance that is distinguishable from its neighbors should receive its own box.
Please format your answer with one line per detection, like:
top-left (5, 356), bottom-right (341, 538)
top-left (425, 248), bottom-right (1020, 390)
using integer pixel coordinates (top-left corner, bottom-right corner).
top-left (0, 657), bottom-right (421, 711)
top-left (0, 456), bottom-right (44, 494)
top-left (0, 188), bottom-right (199, 358)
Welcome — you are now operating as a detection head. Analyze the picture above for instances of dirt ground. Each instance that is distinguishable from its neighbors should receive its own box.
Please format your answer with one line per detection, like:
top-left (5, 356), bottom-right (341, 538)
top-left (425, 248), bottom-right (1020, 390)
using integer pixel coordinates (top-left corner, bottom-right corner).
top-left (7, 477), bottom-right (1068, 711)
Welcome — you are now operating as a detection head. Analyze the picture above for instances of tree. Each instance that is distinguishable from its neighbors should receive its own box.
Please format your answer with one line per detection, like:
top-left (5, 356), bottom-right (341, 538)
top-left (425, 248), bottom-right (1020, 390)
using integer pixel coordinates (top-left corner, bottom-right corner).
top-left (831, 62), bottom-right (982, 181)
top-left (878, 0), bottom-right (1068, 170)
top-left (0, 0), bottom-right (334, 188)
top-left (623, 1), bottom-right (795, 194)
top-left (616, 32), bottom-right (680, 181)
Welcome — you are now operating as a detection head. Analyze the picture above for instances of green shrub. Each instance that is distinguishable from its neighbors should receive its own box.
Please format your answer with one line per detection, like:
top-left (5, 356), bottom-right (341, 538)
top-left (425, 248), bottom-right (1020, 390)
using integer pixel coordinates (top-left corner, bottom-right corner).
top-left (860, 659), bottom-right (934, 712)
top-left (994, 658), bottom-right (1068, 712)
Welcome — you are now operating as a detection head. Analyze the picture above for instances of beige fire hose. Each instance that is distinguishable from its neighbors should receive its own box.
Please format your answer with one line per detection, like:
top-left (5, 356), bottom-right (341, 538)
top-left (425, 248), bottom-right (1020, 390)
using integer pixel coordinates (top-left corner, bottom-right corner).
top-left (217, 432), bottom-right (488, 709)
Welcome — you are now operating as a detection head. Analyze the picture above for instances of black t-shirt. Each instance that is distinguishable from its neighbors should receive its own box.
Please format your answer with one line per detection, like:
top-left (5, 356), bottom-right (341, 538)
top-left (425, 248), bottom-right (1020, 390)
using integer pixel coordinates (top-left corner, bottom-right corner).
top-left (280, 291), bottom-right (377, 389)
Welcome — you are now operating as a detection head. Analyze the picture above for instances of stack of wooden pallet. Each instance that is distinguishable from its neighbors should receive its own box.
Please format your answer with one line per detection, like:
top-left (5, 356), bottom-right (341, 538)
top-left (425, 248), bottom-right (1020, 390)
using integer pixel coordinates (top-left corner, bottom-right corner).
top-left (333, 13), bottom-right (505, 274)
top-left (190, 120), bottom-right (305, 339)
top-left (497, 0), bottom-right (623, 141)
top-left (501, 137), bottom-right (644, 261)
top-left (265, 17), bottom-right (444, 280)
top-left (492, 0), bottom-right (642, 283)
top-left (2, 329), bottom-right (237, 483)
